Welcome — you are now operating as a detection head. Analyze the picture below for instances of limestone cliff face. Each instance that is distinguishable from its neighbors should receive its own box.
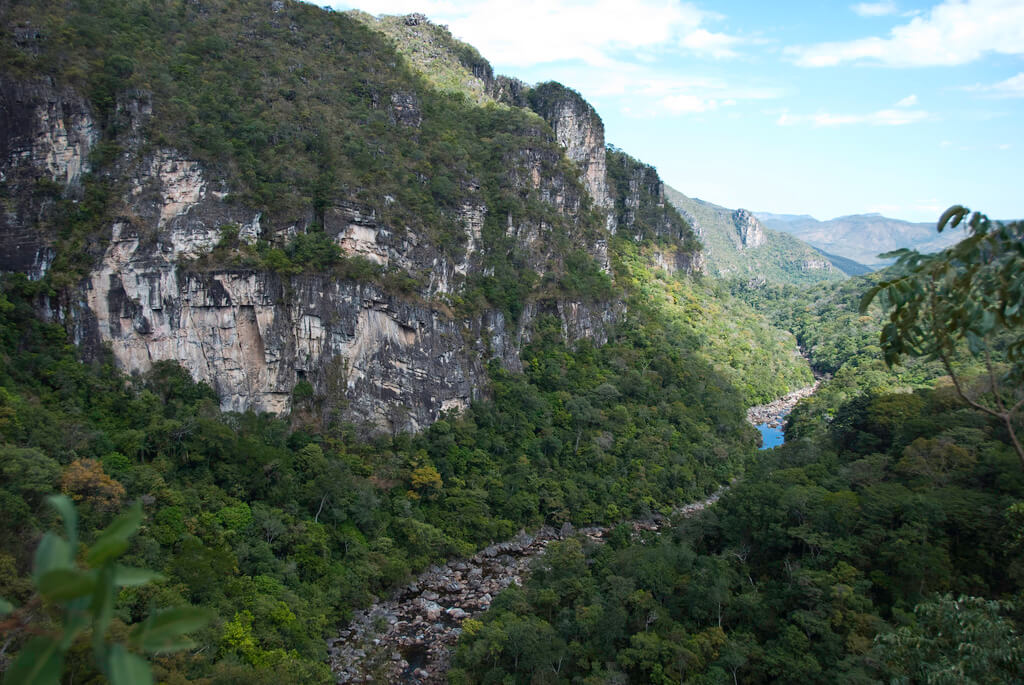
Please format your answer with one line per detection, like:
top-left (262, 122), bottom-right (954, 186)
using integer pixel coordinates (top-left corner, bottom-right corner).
top-left (1, 79), bottom-right (654, 431)
top-left (732, 209), bottom-right (767, 249)
top-left (527, 84), bottom-right (610, 214)
top-left (0, 77), bottom-right (98, 278)
top-left (1, 10), bottom-right (702, 431)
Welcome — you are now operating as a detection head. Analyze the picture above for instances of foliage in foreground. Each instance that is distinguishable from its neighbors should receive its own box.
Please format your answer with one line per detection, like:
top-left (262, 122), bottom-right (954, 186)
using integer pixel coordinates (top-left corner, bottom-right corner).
top-left (2, 497), bottom-right (210, 685)
top-left (863, 207), bottom-right (1024, 466)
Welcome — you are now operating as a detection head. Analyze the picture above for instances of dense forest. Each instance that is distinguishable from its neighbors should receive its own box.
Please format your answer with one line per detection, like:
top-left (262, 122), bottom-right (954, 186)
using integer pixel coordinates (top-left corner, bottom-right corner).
top-left (450, 212), bottom-right (1024, 683)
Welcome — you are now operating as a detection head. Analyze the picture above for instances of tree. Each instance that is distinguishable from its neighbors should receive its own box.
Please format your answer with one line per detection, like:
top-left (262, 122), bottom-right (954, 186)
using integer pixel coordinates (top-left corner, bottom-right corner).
top-left (872, 594), bottom-right (1024, 684)
top-left (861, 206), bottom-right (1024, 466)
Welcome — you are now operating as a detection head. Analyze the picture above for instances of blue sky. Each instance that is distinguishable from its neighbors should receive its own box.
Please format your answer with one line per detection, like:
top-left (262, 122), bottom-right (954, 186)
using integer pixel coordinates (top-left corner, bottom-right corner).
top-left (330, 0), bottom-right (1023, 222)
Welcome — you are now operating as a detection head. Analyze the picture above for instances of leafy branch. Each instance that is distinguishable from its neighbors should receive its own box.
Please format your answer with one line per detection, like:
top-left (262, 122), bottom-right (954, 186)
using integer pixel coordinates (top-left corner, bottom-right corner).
top-left (861, 205), bottom-right (1024, 467)
top-left (1, 496), bottom-right (211, 685)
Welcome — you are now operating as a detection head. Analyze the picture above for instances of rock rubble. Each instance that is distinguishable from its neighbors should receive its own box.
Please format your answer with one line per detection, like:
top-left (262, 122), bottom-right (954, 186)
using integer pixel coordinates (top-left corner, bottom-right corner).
top-left (746, 381), bottom-right (819, 429)
top-left (328, 490), bottom-right (725, 683)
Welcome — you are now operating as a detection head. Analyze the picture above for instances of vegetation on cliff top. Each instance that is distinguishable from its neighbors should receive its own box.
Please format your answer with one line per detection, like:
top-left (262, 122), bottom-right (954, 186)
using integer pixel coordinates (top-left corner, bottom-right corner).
top-left (2, 0), bottom-right (616, 324)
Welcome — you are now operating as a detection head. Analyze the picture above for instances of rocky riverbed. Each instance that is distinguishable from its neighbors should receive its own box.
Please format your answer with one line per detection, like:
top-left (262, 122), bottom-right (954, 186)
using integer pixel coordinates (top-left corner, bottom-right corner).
top-left (746, 382), bottom-right (819, 429)
top-left (327, 491), bottom-right (724, 683)
top-left (328, 383), bottom-right (820, 683)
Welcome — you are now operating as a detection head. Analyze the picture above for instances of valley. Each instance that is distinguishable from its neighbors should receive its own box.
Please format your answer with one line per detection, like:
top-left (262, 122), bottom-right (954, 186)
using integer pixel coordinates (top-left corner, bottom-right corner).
top-left (0, 1), bottom-right (1021, 684)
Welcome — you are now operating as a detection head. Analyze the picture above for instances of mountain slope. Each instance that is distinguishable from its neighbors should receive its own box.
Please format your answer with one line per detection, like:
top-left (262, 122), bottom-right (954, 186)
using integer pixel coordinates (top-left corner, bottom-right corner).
top-left (1, 0), bottom-right (694, 432)
top-left (665, 186), bottom-right (850, 284)
top-left (756, 211), bottom-right (965, 267)
top-left (816, 248), bottom-right (873, 276)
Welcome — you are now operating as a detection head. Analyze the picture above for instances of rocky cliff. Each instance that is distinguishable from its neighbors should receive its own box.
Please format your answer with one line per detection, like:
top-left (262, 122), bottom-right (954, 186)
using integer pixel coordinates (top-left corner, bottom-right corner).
top-left (0, 77), bottom-right (97, 278)
top-left (527, 84), bottom-right (611, 215)
top-left (732, 209), bottom-right (767, 249)
top-left (0, 2), bottom-right (698, 432)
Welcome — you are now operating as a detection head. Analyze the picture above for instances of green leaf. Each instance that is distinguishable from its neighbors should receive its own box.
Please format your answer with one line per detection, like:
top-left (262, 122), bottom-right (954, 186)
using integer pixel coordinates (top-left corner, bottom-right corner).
top-left (46, 494), bottom-right (78, 551)
top-left (85, 537), bottom-right (130, 567)
top-left (107, 644), bottom-right (153, 685)
top-left (59, 612), bottom-right (91, 651)
top-left (113, 565), bottom-right (164, 587)
top-left (38, 568), bottom-right (96, 602)
top-left (859, 286), bottom-right (881, 314)
top-left (938, 205), bottom-right (968, 231)
top-left (90, 566), bottom-right (117, 653)
top-left (3, 636), bottom-right (63, 685)
top-left (0, 597), bottom-right (13, 615)
top-left (86, 502), bottom-right (142, 567)
top-left (33, 532), bottom-right (72, 581)
top-left (130, 606), bottom-right (213, 654)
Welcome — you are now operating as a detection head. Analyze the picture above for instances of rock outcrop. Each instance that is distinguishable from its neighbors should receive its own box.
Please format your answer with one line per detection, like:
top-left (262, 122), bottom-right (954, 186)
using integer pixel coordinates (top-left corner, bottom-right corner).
top-left (800, 257), bottom-right (832, 272)
top-left (732, 208), bottom-right (766, 249)
top-left (528, 83), bottom-right (611, 214)
top-left (0, 77), bottom-right (97, 277)
top-left (58, 140), bottom-right (614, 430)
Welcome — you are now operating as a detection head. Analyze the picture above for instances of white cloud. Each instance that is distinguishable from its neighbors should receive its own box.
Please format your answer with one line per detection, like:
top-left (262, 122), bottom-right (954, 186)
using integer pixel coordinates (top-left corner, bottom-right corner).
top-left (788, 0), bottom-right (1024, 67)
top-left (963, 72), bottom-right (1024, 97)
top-left (679, 29), bottom-right (742, 58)
top-left (650, 80), bottom-right (780, 116)
top-left (777, 107), bottom-right (929, 126)
top-left (334, 0), bottom-right (745, 67)
top-left (851, 2), bottom-right (899, 17)
top-left (895, 94), bottom-right (918, 107)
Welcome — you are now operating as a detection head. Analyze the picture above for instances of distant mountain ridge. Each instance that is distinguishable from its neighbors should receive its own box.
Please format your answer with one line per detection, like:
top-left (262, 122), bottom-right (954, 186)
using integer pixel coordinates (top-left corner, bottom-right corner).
top-left (665, 187), bottom-right (856, 285)
top-left (755, 211), bottom-right (965, 268)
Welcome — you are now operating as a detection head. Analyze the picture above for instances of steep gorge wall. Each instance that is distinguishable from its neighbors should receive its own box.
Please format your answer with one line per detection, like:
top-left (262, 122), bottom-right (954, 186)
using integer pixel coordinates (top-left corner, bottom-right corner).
top-left (0, 77), bottom-right (635, 431)
top-left (0, 8), bottom-right (699, 432)
top-left (0, 78), bottom-right (97, 278)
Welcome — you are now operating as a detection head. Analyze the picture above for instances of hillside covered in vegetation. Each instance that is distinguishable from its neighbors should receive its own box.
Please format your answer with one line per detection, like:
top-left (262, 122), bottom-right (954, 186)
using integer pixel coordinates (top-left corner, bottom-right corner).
top-left (451, 254), bottom-right (1024, 683)
top-left (665, 186), bottom-right (854, 286)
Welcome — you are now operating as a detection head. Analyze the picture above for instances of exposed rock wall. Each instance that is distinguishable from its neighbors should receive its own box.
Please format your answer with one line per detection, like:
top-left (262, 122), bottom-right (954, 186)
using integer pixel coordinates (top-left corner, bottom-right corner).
top-left (1, 22), bottom-right (704, 431)
top-left (800, 257), bottom-right (832, 272)
top-left (1, 76), bottom-right (649, 431)
top-left (732, 208), bottom-right (767, 249)
top-left (606, 149), bottom-right (702, 274)
top-left (62, 141), bottom-right (606, 431)
top-left (527, 83), bottom-right (611, 213)
top-left (0, 77), bottom-right (97, 276)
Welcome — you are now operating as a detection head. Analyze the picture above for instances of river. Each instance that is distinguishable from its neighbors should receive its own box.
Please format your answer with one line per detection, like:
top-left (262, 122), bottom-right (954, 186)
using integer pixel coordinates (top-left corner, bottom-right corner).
top-left (747, 382), bottom-right (819, 449)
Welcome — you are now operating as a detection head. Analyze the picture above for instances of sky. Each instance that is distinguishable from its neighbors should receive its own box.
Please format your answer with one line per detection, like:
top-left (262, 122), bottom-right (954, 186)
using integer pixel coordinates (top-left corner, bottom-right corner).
top-left (329, 0), bottom-right (1024, 222)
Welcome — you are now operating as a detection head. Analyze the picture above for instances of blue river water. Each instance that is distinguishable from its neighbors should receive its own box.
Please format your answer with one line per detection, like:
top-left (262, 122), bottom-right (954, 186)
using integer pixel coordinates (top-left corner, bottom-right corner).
top-left (756, 421), bottom-right (786, 449)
